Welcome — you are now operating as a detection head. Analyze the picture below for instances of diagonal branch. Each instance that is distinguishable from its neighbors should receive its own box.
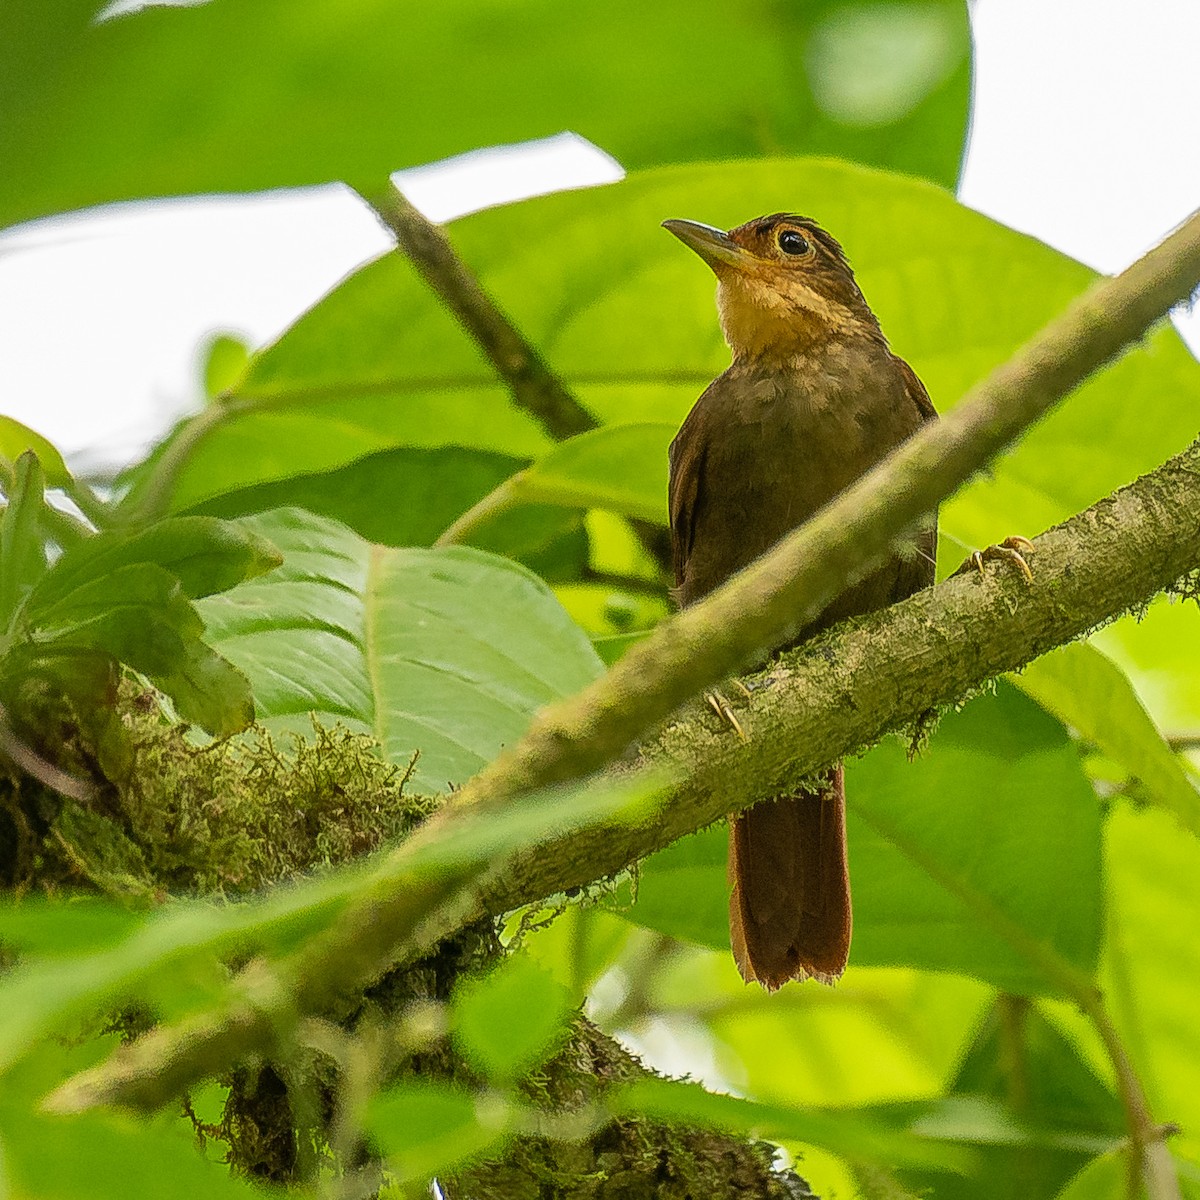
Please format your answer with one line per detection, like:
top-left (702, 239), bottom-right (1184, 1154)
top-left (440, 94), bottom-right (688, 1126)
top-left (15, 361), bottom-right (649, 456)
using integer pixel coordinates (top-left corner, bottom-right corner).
top-left (358, 181), bottom-right (598, 441)
top-left (359, 181), bottom-right (672, 569)
top-left (48, 432), bottom-right (1200, 1119)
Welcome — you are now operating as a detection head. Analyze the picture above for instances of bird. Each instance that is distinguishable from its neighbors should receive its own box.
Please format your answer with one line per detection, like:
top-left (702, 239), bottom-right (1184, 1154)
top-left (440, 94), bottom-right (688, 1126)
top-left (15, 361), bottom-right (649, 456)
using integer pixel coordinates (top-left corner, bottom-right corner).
top-left (662, 212), bottom-right (938, 989)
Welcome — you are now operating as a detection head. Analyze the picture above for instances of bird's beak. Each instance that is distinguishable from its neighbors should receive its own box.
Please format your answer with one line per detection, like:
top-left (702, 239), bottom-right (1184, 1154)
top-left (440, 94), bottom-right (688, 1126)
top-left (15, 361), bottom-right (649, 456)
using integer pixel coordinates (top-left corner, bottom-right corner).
top-left (661, 219), bottom-right (751, 272)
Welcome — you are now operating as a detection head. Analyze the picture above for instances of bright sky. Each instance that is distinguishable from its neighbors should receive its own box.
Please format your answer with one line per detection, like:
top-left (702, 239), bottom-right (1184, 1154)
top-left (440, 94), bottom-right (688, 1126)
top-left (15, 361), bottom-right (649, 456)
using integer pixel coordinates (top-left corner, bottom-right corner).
top-left (1, 0), bottom-right (1198, 475)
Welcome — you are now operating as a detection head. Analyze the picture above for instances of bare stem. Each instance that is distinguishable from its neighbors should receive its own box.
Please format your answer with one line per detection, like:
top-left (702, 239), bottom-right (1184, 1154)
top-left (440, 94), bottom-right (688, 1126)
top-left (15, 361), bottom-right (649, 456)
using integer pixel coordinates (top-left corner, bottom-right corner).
top-left (1079, 992), bottom-right (1181, 1200)
top-left (433, 476), bottom-right (521, 546)
top-left (358, 182), bottom-right (597, 442)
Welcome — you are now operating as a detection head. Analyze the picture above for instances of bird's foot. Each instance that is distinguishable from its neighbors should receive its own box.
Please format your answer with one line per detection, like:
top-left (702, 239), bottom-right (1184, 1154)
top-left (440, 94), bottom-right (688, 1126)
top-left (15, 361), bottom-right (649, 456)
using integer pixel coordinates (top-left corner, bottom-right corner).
top-left (955, 535), bottom-right (1034, 585)
top-left (706, 687), bottom-right (748, 740)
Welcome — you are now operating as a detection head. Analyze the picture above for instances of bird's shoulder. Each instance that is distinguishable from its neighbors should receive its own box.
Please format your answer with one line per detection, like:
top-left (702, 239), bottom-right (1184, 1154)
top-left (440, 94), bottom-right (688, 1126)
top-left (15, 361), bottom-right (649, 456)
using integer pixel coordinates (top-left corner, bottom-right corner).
top-left (891, 353), bottom-right (937, 424)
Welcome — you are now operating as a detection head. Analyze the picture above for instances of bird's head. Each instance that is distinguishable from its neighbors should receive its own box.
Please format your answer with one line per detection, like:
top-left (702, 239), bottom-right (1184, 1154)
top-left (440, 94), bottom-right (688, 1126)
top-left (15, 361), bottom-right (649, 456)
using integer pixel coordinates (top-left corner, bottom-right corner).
top-left (662, 213), bottom-right (882, 363)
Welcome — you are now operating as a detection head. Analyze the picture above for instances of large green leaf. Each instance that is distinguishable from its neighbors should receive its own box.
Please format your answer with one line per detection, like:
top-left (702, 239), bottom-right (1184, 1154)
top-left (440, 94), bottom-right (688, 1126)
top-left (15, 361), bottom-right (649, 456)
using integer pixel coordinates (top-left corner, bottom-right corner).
top-left (0, 0), bottom-right (970, 230)
top-left (0, 451), bottom-right (48, 630)
top-left (189, 444), bottom-right (591, 580)
top-left (0, 417), bottom-right (70, 487)
top-left (23, 516), bottom-right (282, 610)
top-left (451, 954), bottom-right (573, 1085)
top-left (125, 158), bottom-right (1200, 570)
top-left (196, 507), bottom-right (604, 791)
top-left (619, 684), bottom-right (1103, 997)
top-left (1012, 641), bottom-right (1200, 835)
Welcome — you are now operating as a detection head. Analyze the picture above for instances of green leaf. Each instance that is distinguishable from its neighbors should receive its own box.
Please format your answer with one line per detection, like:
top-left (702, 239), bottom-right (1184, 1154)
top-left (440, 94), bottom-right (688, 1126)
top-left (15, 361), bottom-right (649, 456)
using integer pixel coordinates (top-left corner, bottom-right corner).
top-left (1092, 595), bottom-right (1200, 741)
top-left (1012, 641), bottom-right (1200, 834)
top-left (1052, 1150), bottom-right (1129, 1199)
top-left (127, 159), bottom-right (1200, 560)
top-left (0, 0), bottom-right (970, 230)
top-left (879, 1001), bottom-right (1126, 1200)
top-left (866, 1095), bottom-right (1122, 1200)
top-left (196, 507), bottom-right (604, 792)
top-left (517, 907), bottom-right (635, 1003)
top-left (509, 423), bottom-right (674, 524)
top-left (847, 685), bottom-right (1103, 995)
top-left (367, 1081), bottom-right (510, 1183)
top-left (0, 417), bottom-right (70, 487)
top-left (202, 332), bottom-right (250, 399)
top-left (0, 1037), bottom-right (259, 1199)
top-left (0, 896), bottom-right (143, 958)
top-left (0, 451), bottom-right (48, 629)
top-left (25, 562), bottom-right (200, 675)
top-left (23, 516), bottom-right (282, 614)
top-left (684, 965), bottom-right (992, 1112)
top-left (187, 444), bottom-right (591, 579)
top-left (154, 640), bottom-right (256, 738)
top-left (952, 1001), bottom-right (1123, 1140)
top-left (621, 684), bottom-right (1104, 997)
top-left (452, 954), bottom-right (573, 1085)
top-left (12, 528), bottom-right (260, 738)
top-left (611, 1077), bottom-right (973, 1173)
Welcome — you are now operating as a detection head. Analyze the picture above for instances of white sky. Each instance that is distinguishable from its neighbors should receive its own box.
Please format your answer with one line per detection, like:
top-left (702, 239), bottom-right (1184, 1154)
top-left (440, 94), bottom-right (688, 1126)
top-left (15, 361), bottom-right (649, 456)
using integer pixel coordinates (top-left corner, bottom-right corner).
top-left (1, 0), bottom-right (1198, 474)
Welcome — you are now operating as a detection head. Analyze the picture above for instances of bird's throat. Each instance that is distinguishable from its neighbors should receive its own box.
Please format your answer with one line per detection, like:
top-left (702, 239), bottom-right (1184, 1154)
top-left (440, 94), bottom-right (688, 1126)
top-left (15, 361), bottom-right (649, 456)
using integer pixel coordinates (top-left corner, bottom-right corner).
top-left (716, 273), bottom-right (860, 363)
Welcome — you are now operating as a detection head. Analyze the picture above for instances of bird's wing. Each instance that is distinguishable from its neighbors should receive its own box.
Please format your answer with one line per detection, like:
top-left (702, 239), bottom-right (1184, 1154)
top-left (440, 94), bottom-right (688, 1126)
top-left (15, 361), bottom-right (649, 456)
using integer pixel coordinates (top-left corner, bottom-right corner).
top-left (893, 354), bottom-right (938, 424)
top-left (892, 355), bottom-right (939, 595)
top-left (667, 412), bottom-right (706, 594)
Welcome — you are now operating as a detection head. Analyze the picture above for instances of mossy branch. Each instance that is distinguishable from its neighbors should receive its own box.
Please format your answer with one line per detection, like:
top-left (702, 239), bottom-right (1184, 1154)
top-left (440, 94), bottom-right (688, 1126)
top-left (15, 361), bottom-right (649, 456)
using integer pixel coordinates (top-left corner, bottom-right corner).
top-left (49, 432), bottom-right (1200, 1121)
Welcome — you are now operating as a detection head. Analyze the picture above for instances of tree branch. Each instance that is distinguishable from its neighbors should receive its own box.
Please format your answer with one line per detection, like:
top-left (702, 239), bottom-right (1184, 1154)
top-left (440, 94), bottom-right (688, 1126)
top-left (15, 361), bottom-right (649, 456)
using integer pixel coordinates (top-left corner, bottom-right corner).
top-left (358, 182), bottom-right (598, 441)
top-left (48, 432), bottom-right (1200, 1117)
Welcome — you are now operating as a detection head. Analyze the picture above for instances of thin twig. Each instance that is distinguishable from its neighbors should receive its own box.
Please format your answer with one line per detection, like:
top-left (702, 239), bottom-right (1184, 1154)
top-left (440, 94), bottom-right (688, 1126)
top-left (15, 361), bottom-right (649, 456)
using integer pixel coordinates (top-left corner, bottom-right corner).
top-left (433, 477), bottom-right (520, 547)
top-left (1080, 994), bottom-right (1182, 1200)
top-left (0, 704), bottom-right (96, 803)
top-left (360, 182), bottom-right (672, 569)
top-left (358, 182), bottom-right (597, 442)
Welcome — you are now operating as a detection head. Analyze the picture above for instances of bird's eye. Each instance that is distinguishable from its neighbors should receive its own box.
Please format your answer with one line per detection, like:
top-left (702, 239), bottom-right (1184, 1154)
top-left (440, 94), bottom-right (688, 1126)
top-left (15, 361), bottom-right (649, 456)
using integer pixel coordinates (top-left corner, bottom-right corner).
top-left (777, 229), bottom-right (810, 256)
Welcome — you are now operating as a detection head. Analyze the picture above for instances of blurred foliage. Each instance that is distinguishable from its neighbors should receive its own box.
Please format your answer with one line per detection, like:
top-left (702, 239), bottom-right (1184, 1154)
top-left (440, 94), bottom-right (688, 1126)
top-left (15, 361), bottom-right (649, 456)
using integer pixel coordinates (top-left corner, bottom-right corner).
top-left (0, 0), bottom-right (969, 229)
top-left (2, 0), bottom-right (1200, 1197)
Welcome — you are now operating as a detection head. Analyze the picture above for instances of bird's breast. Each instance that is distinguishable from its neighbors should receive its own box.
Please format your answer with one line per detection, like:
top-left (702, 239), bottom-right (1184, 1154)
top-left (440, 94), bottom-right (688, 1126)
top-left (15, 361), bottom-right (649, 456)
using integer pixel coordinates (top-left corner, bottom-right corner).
top-left (672, 344), bottom-right (920, 601)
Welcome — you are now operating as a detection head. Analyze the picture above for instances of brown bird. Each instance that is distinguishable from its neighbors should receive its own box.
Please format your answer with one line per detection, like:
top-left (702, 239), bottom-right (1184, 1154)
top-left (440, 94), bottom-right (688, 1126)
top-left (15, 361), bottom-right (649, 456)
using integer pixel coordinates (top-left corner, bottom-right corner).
top-left (663, 213), bottom-right (937, 989)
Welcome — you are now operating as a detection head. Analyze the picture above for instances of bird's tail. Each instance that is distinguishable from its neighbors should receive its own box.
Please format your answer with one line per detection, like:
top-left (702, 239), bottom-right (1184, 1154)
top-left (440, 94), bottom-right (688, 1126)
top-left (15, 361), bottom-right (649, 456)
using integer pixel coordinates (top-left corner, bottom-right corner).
top-left (729, 765), bottom-right (852, 989)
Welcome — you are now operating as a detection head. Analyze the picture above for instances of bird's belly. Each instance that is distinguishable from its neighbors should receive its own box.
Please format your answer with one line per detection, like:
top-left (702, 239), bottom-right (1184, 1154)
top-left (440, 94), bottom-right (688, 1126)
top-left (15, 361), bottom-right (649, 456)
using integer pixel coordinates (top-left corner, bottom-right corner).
top-left (682, 399), bottom-right (911, 631)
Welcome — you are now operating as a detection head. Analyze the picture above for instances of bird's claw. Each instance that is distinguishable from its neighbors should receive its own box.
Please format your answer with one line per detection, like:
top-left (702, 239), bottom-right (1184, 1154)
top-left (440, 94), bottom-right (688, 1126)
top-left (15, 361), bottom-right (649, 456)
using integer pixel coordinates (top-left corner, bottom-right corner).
top-left (706, 689), bottom-right (748, 740)
top-left (957, 536), bottom-right (1034, 585)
